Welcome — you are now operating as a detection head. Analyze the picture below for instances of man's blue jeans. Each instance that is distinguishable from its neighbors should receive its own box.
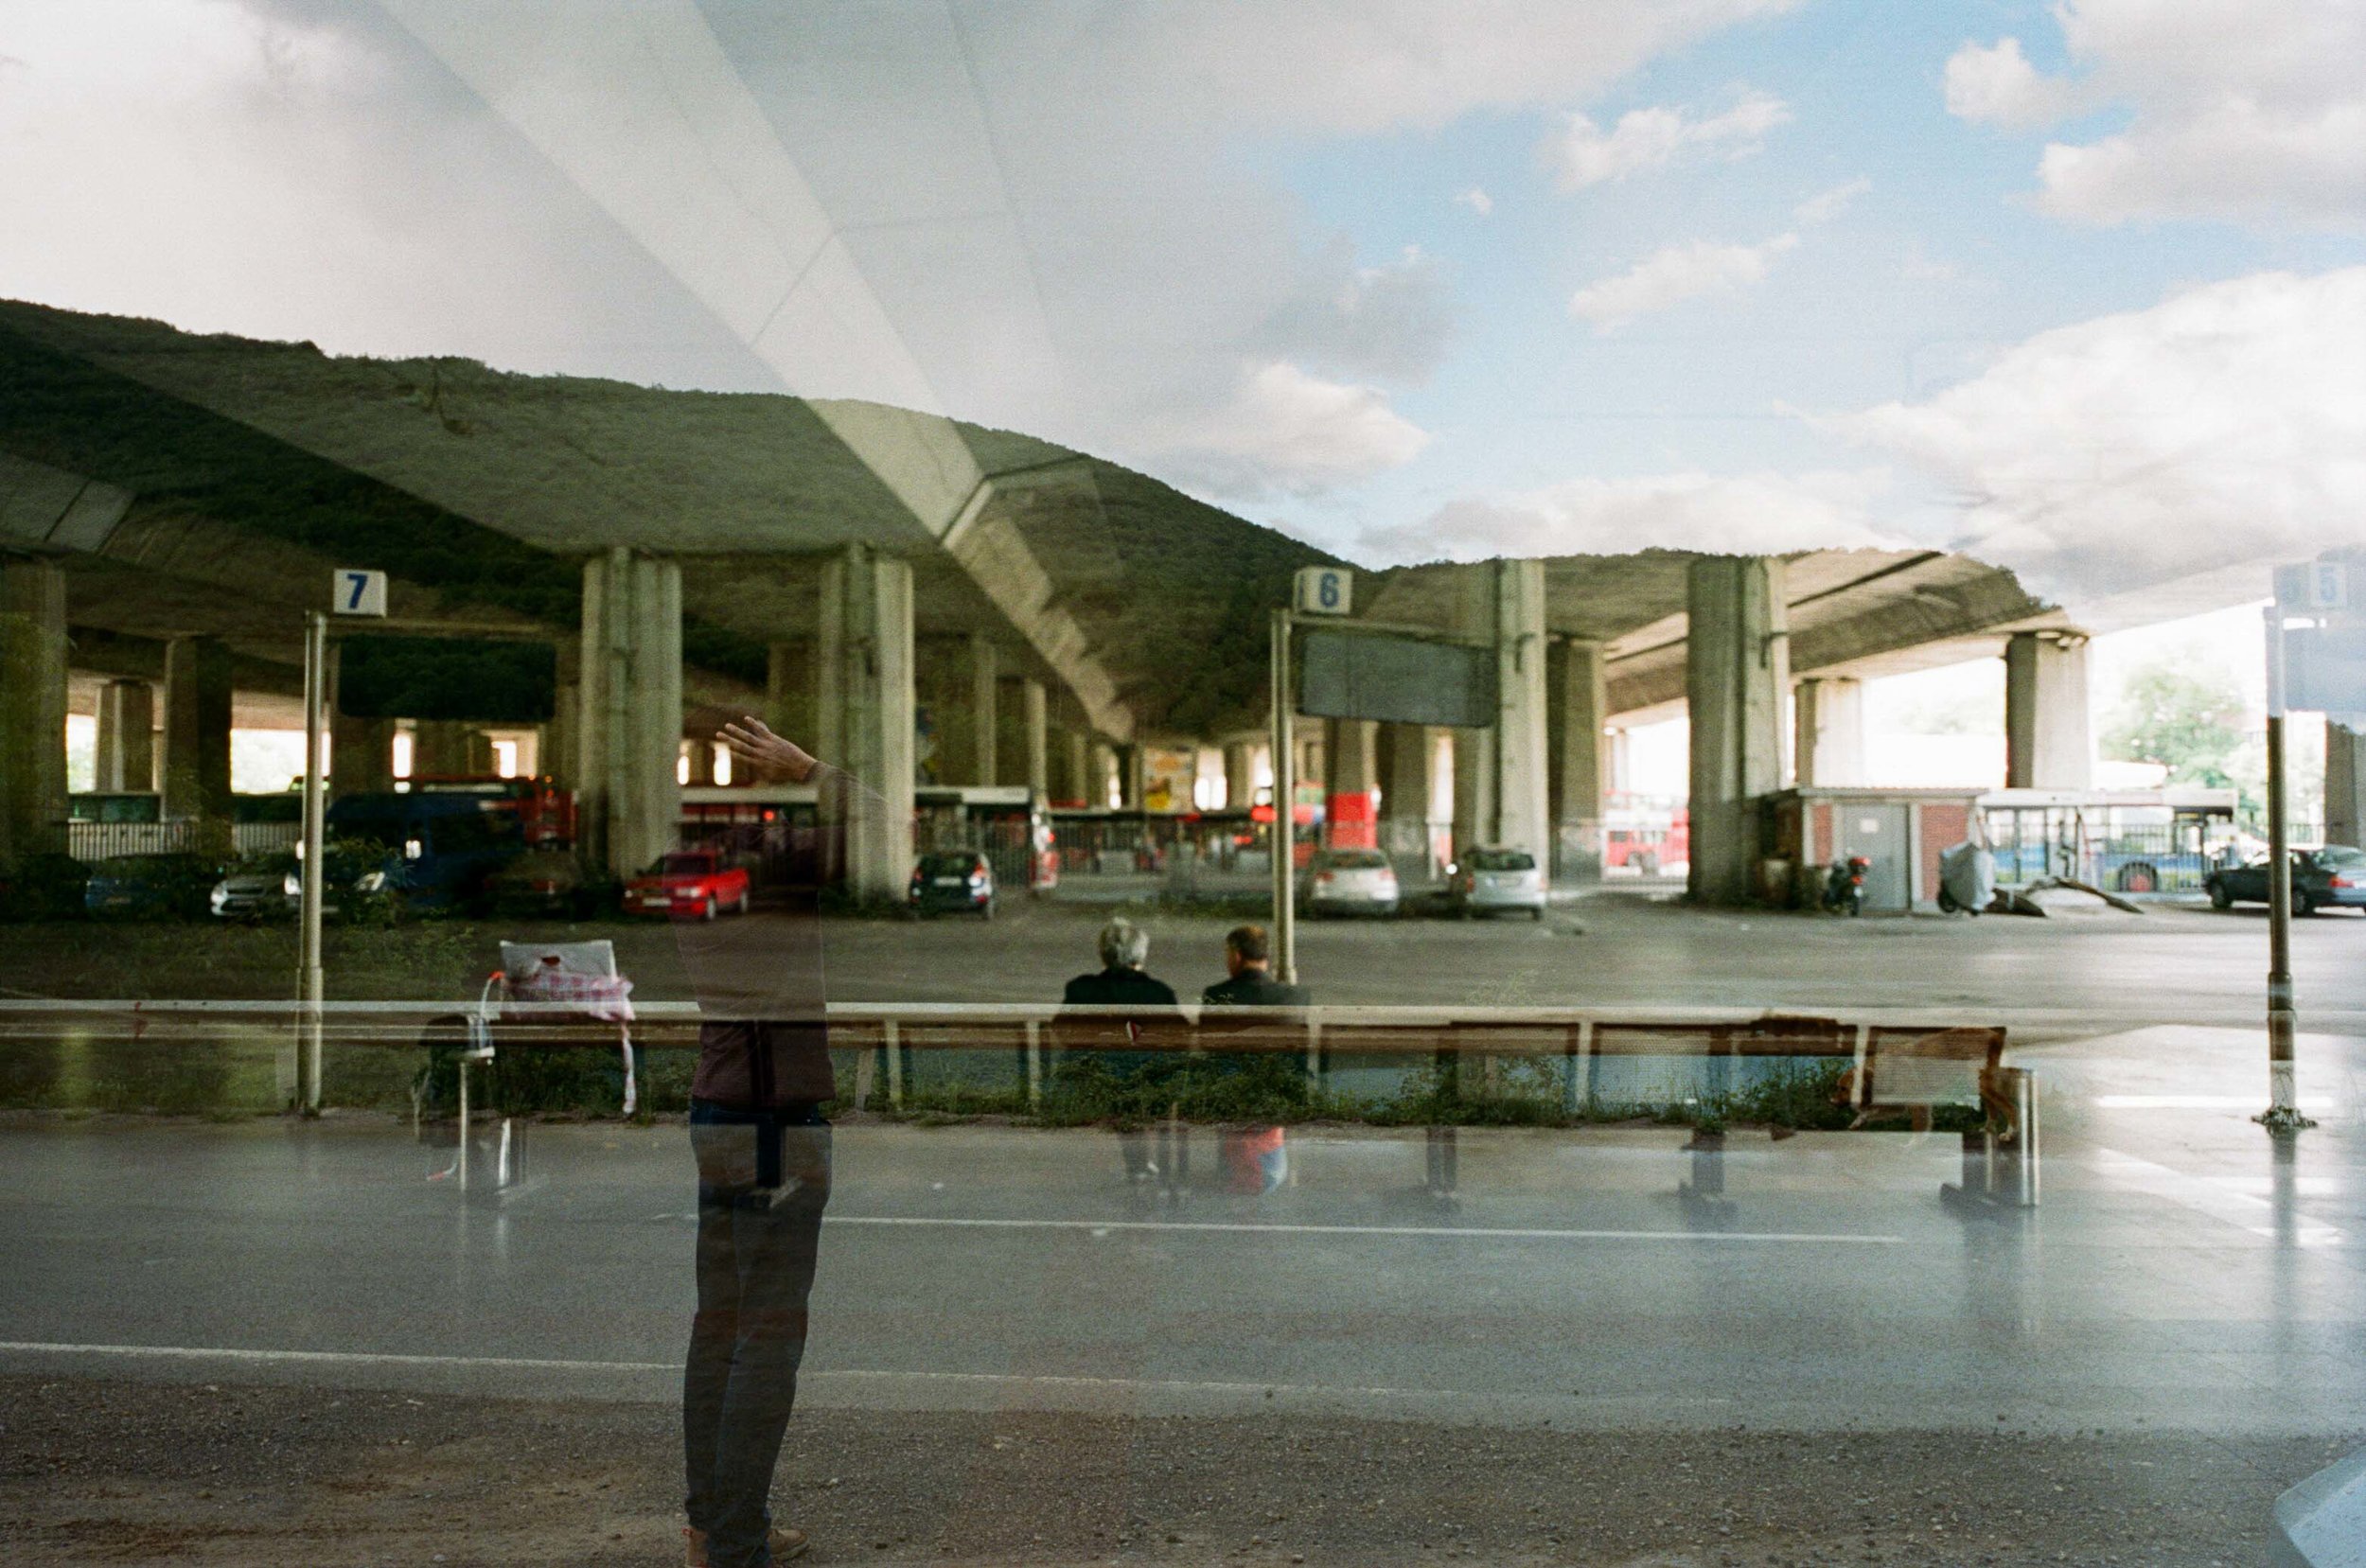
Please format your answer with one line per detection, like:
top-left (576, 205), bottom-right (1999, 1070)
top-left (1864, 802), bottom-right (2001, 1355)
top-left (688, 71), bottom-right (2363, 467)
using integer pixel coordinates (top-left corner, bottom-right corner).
top-left (683, 1101), bottom-right (831, 1568)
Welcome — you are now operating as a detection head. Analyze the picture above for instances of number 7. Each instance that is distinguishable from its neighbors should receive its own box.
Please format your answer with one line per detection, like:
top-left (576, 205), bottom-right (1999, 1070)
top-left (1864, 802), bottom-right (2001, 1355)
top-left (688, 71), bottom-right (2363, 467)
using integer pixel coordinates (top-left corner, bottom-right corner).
top-left (345, 573), bottom-right (368, 610)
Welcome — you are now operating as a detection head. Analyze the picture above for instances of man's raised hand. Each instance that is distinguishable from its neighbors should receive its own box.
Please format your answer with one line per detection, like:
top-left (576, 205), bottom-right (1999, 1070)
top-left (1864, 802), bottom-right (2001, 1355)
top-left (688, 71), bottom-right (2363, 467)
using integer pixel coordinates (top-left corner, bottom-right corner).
top-left (716, 716), bottom-right (818, 784)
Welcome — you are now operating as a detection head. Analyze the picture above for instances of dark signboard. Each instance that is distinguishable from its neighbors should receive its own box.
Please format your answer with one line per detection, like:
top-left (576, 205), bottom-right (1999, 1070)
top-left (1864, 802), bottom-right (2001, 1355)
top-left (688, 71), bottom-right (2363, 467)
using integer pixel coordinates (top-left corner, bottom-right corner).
top-left (1297, 627), bottom-right (1495, 729)
top-left (337, 635), bottom-right (556, 722)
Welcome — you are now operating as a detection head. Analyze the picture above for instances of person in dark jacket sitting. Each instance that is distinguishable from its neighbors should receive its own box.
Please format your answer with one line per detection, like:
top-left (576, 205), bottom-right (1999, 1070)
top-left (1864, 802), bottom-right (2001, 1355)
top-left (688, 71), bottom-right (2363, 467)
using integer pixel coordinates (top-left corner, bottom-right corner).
top-left (1062, 918), bottom-right (1178, 1008)
top-left (1060, 918), bottom-right (1178, 1182)
top-left (1200, 924), bottom-right (1312, 1008)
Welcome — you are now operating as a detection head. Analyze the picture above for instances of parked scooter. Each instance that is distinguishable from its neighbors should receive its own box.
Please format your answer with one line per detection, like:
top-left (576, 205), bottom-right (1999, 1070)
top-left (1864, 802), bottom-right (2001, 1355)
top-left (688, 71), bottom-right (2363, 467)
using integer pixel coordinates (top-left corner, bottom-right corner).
top-left (1820, 855), bottom-right (1871, 916)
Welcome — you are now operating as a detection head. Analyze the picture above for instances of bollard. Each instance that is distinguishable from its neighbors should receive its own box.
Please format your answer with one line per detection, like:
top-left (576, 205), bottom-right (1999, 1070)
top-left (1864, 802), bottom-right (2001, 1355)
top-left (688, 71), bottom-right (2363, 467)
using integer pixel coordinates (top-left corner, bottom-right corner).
top-left (2001, 1066), bottom-right (2040, 1208)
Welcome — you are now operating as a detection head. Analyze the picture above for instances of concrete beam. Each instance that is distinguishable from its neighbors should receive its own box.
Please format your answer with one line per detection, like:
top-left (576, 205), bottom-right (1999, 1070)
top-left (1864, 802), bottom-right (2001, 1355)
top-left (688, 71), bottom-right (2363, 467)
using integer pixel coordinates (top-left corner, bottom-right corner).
top-left (0, 559), bottom-right (69, 861)
top-left (376, 5), bottom-right (1132, 742)
top-left (1686, 556), bottom-right (1788, 907)
top-left (2005, 630), bottom-right (2092, 790)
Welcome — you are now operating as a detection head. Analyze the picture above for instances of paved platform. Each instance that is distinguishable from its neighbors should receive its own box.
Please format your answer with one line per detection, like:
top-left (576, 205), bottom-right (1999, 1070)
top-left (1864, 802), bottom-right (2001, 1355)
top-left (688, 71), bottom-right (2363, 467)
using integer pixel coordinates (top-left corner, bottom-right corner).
top-left (5, 1025), bottom-right (2363, 1445)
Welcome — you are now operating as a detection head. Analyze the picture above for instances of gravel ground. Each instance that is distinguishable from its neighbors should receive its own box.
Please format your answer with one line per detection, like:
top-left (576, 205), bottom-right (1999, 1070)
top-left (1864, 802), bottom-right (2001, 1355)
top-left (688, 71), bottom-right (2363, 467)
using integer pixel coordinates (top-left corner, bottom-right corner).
top-left (1, 1375), bottom-right (2346, 1566)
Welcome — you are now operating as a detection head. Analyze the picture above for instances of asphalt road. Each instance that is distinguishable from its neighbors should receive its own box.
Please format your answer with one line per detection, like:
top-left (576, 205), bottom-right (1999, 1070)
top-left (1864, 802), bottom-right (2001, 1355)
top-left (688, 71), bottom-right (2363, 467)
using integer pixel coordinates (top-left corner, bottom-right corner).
top-left (9, 890), bottom-right (2363, 1033)
top-left (6, 1019), bottom-right (2364, 1563)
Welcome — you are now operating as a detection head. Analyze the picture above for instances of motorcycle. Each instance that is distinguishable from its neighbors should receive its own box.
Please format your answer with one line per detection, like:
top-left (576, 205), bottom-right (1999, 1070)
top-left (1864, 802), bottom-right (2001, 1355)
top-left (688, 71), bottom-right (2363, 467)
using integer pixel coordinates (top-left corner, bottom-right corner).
top-left (1820, 855), bottom-right (1871, 916)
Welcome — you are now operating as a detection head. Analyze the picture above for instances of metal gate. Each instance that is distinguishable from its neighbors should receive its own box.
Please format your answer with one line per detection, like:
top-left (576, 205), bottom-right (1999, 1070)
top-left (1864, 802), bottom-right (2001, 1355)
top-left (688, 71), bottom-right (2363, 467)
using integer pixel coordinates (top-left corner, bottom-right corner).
top-left (1835, 803), bottom-right (1912, 913)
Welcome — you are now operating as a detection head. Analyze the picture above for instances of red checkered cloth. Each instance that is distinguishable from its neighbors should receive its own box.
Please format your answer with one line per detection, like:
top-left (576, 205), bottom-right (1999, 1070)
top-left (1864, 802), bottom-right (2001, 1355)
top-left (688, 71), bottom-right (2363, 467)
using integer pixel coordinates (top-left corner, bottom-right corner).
top-left (503, 963), bottom-right (636, 1024)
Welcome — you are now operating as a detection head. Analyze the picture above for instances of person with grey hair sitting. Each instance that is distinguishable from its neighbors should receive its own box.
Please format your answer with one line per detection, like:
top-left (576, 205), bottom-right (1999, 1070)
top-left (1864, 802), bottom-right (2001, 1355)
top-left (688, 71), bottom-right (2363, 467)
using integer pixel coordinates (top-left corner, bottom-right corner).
top-left (1060, 918), bottom-right (1180, 1183)
top-left (1061, 917), bottom-right (1178, 1008)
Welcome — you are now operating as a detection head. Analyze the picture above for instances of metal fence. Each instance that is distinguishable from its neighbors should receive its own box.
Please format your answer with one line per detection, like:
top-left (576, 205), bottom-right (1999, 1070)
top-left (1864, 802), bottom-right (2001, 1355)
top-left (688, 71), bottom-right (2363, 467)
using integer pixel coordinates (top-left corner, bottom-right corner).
top-left (1984, 814), bottom-right (2221, 894)
top-left (65, 820), bottom-right (301, 862)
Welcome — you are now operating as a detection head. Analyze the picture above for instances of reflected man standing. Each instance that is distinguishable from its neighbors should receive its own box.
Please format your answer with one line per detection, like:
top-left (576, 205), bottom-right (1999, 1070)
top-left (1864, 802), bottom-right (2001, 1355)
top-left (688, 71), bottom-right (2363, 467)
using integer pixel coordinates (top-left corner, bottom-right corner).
top-left (677, 716), bottom-right (872, 1568)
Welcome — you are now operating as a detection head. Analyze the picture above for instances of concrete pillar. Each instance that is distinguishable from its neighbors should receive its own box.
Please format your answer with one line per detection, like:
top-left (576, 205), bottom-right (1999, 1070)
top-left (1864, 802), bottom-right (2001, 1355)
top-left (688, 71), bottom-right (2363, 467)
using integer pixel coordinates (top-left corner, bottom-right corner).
top-left (1793, 676), bottom-right (1865, 788)
top-left (816, 542), bottom-right (913, 900)
top-left (0, 561), bottom-right (69, 861)
top-left (94, 678), bottom-right (156, 794)
top-left (542, 674), bottom-right (577, 788)
top-left (330, 711), bottom-right (396, 797)
top-left (1060, 730), bottom-right (1090, 806)
top-left (1090, 740), bottom-right (1120, 809)
top-left (2004, 631), bottom-right (2092, 790)
top-left (1494, 559), bottom-right (1551, 862)
top-left (1549, 641), bottom-right (1608, 881)
top-left (1224, 741), bottom-right (1257, 813)
top-left (1445, 559), bottom-right (1550, 862)
top-left (411, 720), bottom-right (472, 778)
top-left (577, 548), bottom-right (684, 880)
top-left (681, 736), bottom-right (717, 786)
top-left (1121, 744), bottom-right (1146, 810)
top-left (1686, 555), bottom-right (1788, 907)
top-left (1451, 726), bottom-right (1493, 862)
top-left (1379, 722), bottom-right (1438, 874)
top-left (1608, 728), bottom-right (1633, 796)
top-left (1019, 678), bottom-right (1049, 798)
top-left (965, 635), bottom-right (998, 787)
top-left (161, 635), bottom-right (234, 835)
top-left (1324, 717), bottom-right (1378, 848)
top-left (766, 640), bottom-right (817, 756)
top-left (2328, 724), bottom-right (2366, 847)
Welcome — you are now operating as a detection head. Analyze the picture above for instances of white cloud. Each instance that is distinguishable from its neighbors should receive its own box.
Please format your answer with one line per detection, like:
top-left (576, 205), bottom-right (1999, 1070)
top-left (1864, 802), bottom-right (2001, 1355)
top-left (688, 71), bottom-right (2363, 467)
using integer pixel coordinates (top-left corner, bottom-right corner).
top-left (1545, 90), bottom-right (1791, 189)
top-left (1792, 177), bottom-right (1870, 226)
top-left (1944, 1), bottom-right (2366, 228)
top-left (1942, 38), bottom-right (2081, 129)
top-left (1362, 469), bottom-right (1898, 563)
top-left (1258, 245), bottom-right (1453, 384)
top-left (1148, 361), bottom-right (1431, 501)
top-left (1835, 267), bottom-right (2366, 608)
top-left (1568, 232), bottom-right (1798, 330)
top-left (1455, 186), bottom-right (1494, 217)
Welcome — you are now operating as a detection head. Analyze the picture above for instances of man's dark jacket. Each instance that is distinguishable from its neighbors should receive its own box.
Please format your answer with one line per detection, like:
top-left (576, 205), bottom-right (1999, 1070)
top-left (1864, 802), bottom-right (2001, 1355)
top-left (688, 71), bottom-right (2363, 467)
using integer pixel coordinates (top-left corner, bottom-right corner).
top-left (1200, 970), bottom-right (1313, 1008)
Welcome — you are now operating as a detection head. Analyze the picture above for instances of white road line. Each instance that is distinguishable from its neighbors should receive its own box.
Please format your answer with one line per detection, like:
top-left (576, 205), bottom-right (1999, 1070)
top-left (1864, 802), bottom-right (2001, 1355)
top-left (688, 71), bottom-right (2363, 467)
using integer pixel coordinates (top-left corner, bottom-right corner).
top-left (821, 1216), bottom-right (1903, 1243)
top-left (0, 1341), bottom-right (678, 1373)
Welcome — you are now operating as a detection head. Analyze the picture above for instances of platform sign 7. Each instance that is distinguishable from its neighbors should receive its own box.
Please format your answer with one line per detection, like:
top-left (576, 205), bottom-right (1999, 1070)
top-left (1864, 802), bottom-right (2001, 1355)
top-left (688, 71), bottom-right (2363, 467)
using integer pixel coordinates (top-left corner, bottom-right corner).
top-left (334, 569), bottom-right (389, 617)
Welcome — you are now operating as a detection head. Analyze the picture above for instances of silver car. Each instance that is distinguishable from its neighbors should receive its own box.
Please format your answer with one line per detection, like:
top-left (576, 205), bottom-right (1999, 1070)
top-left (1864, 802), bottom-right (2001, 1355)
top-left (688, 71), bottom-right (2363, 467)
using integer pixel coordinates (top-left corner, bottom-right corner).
top-left (1449, 847), bottom-right (1547, 920)
top-left (1301, 847), bottom-right (1400, 917)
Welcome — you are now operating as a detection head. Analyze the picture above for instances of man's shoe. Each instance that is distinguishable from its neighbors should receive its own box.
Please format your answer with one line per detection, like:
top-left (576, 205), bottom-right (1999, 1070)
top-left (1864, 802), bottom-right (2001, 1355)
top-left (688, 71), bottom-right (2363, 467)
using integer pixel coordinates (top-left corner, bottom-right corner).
top-left (684, 1524), bottom-right (812, 1565)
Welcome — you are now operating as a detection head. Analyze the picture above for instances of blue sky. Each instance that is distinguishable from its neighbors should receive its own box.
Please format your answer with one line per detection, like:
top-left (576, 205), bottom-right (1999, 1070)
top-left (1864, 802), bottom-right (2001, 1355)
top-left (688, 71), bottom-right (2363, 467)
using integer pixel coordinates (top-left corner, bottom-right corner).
top-left (1, 0), bottom-right (2361, 624)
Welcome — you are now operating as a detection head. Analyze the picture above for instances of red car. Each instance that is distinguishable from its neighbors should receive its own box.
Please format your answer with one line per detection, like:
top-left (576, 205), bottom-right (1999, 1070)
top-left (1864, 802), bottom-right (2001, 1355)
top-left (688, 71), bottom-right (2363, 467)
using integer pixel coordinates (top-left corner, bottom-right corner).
top-left (624, 850), bottom-right (750, 920)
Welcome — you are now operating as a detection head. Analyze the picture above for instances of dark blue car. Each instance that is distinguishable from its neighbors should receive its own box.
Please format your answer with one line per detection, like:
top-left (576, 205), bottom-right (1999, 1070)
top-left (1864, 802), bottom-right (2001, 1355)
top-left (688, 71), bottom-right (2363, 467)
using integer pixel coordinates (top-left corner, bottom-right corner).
top-left (84, 853), bottom-right (223, 920)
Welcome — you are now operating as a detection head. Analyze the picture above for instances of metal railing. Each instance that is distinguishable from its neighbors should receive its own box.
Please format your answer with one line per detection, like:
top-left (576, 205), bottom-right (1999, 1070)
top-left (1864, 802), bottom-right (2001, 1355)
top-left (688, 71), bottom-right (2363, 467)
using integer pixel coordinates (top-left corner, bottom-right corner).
top-left (64, 820), bottom-right (302, 862)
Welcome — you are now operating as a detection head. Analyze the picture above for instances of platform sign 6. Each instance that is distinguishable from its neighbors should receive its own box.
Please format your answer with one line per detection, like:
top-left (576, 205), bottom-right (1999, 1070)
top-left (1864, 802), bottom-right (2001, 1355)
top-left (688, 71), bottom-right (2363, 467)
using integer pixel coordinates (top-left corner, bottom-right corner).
top-left (333, 569), bottom-right (389, 617)
top-left (1294, 566), bottom-right (1353, 617)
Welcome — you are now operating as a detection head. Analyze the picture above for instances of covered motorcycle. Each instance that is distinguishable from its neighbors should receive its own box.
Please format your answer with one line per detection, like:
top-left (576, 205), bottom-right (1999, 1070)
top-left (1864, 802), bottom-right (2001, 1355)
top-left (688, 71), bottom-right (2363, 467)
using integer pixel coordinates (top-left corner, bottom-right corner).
top-left (1937, 840), bottom-right (1996, 916)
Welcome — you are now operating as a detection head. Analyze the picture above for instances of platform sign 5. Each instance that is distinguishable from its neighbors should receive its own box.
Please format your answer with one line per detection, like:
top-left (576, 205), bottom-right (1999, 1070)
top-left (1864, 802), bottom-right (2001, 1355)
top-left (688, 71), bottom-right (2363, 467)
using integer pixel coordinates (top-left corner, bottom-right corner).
top-left (334, 569), bottom-right (388, 617)
top-left (2276, 560), bottom-right (2348, 614)
top-left (1294, 566), bottom-right (1352, 617)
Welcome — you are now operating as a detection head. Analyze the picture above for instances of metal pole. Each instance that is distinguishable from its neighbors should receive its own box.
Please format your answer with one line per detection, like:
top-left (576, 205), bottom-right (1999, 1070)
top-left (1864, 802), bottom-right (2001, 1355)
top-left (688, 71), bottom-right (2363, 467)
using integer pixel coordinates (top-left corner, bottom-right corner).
top-left (2258, 605), bottom-right (2314, 1131)
top-left (1270, 608), bottom-right (1297, 984)
top-left (297, 611), bottom-right (327, 1116)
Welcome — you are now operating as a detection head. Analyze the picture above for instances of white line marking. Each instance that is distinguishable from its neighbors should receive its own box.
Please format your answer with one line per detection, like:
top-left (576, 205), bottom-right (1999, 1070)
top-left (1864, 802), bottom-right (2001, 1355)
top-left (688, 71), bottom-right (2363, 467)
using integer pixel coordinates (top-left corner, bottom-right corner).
top-left (0, 1341), bottom-right (678, 1373)
top-left (821, 1216), bottom-right (1902, 1244)
top-left (0, 1344), bottom-right (1705, 1408)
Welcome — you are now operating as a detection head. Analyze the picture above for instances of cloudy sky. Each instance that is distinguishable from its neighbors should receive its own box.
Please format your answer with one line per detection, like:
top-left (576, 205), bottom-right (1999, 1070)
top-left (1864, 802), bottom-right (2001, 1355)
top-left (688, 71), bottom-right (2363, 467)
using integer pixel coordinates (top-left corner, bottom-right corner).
top-left (2, 0), bottom-right (2362, 620)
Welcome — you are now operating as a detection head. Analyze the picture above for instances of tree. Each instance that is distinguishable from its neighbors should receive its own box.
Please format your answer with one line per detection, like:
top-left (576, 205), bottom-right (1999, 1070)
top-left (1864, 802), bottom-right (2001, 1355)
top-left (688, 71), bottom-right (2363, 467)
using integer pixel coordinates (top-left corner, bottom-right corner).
top-left (2103, 663), bottom-right (2247, 787)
